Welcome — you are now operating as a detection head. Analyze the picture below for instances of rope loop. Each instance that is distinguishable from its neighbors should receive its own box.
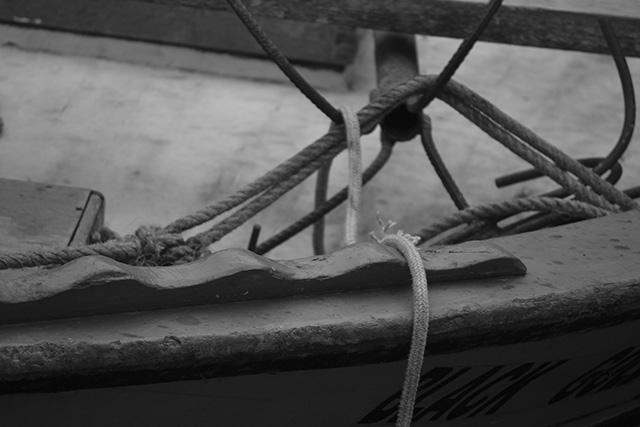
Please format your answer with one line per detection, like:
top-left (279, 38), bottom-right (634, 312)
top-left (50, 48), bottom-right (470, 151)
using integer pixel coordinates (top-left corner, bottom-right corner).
top-left (340, 105), bottom-right (363, 246)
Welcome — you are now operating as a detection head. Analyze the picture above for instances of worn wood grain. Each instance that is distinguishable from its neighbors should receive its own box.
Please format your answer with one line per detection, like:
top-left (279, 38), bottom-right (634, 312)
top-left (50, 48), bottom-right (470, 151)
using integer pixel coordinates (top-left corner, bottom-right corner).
top-left (104, 0), bottom-right (640, 57)
top-left (0, 241), bottom-right (525, 324)
top-left (0, 0), bottom-right (358, 68)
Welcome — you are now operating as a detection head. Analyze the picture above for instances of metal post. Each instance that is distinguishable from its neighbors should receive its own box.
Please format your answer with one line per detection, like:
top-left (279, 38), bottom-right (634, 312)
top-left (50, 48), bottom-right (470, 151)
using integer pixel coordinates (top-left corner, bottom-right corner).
top-left (372, 31), bottom-right (421, 142)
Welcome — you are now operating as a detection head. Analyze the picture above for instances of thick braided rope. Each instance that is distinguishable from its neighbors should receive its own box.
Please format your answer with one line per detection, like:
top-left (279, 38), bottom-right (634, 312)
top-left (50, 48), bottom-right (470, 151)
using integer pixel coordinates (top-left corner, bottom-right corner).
top-left (417, 197), bottom-right (611, 242)
top-left (0, 226), bottom-right (193, 269)
top-left (473, 93), bottom-right (636, 210)
top-left (0, 75), bottom-right (635, 269)
top-left (0, 240), bottom-right (139, 269)
top-left (164, 130), bottom-right (342, 235)
top-left (0, 79), bottom-right (420, 270)
top-left (188, 144), bottom-right (345, 248)
top-left (426, 221), bottom-right (496, 247)
top-left (441, 83), bottom-right (636, 211)
top-left (163, 77), bottom-right (417, 235)
top-left (170, 74), bottom-right (632, 237)
top-left (187, 76), bottom-right (633, 248)
top-left (438, 92), bottom-right (619, 211)
top-left (374, 229), bottom-right (429, 427)
top-left (342, 105), bottom-right (363, 245)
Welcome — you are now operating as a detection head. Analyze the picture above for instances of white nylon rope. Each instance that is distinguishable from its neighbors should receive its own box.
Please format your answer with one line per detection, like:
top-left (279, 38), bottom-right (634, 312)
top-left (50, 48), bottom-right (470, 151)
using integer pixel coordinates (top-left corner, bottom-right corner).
top-left (340, 105), bottom-right (363, 245)
top-left (341, 107), bottom-right (429, 426)
top-left (372, 219), bottom-right (429, 427)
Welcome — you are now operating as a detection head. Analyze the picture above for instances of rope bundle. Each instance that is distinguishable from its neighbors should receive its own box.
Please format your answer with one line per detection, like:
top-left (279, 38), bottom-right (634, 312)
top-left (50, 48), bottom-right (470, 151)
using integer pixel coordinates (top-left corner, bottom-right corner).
top-left (0, 75), bottom-right (636, 270)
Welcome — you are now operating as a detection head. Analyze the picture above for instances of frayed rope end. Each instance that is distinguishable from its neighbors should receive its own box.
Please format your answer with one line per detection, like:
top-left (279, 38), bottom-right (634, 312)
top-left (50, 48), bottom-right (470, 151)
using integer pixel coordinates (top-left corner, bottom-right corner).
top-left (370, 212), bottom-right (421, 246)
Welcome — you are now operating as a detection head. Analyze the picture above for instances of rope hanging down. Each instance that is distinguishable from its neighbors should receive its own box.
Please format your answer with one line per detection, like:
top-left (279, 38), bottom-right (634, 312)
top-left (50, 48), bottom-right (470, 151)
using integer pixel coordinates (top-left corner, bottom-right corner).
top-left (342, 105), bottom-right (363, 245)
top-left (258, 133), bottom-right (395, 255)
top-left (372, 220), bottom-right (429, 427)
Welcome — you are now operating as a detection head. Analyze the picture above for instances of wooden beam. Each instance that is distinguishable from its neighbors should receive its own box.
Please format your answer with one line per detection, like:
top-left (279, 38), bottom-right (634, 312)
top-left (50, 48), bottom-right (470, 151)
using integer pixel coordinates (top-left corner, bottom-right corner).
top-left (0, 0), bottom-right (358, 68)
top-left (104, 0), bottom-right (640, 57)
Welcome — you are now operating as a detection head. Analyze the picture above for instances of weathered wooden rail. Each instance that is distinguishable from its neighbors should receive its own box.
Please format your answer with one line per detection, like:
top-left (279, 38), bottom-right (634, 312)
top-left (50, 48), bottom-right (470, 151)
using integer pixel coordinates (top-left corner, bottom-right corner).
top-left (112, 0), bottom-right (640, 56)
top-left (0, 0), bottom-right (359, 68)
top-left (1, 0), bottom-right (639, 62)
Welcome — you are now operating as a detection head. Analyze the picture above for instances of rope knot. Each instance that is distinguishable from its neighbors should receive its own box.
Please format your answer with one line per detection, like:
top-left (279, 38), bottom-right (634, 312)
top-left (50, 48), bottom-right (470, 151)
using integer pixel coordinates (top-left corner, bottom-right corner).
top-left (131, 226), bottom-right (202, 266)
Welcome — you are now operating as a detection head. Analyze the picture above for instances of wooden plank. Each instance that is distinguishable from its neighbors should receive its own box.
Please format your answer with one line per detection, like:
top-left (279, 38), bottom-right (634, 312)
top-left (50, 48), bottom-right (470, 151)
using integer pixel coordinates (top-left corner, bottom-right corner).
top-left (101, 0), bottom-right (640, 57)
top-left (0, 179), bottom-right (105, 287)
top-left (0, 241), bottom-right (525, 324)
top-left (0, 0), bottom-right (358, 68)
top-left (69, 192), bottom-right (105, 246)
top-left (0, 178), bottom-right (97, 253)
top-left (498, 0), bottom-right (638, 19)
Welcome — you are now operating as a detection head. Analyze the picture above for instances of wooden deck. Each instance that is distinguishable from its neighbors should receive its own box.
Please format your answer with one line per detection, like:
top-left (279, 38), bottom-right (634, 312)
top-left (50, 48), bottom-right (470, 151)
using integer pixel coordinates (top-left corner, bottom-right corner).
top-left (0, 25), bottom-right (638, 259)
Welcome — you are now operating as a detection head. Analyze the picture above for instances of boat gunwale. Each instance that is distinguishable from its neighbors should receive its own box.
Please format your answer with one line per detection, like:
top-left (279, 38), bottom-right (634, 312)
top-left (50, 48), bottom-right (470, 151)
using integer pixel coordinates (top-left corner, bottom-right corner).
top-left (0, 211), bottom-right (639, 393)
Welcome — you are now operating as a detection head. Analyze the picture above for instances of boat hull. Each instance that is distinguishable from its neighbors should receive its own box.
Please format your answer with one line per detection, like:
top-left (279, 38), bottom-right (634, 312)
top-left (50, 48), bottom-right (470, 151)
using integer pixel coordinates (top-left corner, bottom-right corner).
top-left (2, 318), bottom-right (639, 427)
top-left (1, 211), bottom-right (639, 427)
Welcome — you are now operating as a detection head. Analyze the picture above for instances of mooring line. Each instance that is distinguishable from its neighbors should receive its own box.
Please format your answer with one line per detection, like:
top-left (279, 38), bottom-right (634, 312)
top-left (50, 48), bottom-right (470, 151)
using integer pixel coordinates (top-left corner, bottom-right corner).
top-left (372, 220), bottom-right (429, 427)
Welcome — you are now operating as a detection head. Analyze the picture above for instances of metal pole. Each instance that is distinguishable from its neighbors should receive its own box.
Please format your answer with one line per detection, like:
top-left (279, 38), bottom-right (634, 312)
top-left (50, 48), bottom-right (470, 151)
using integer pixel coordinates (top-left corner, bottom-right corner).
top-left (372, 31), bottom-right (421, 142)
